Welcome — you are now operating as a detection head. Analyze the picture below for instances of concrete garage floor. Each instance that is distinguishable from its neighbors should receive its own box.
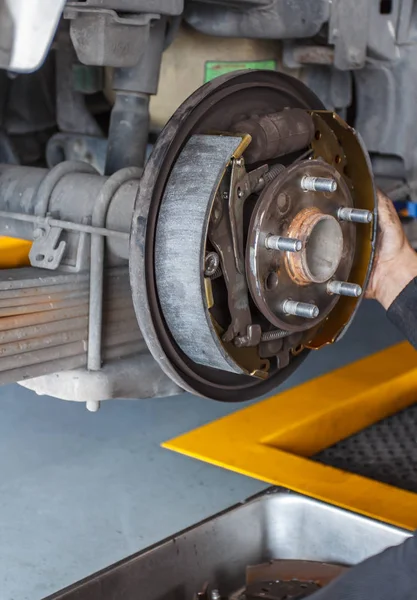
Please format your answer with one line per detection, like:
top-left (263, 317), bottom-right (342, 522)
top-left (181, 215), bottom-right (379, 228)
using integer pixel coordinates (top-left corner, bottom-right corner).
top-left (0, 300), bottom-right (405, 600)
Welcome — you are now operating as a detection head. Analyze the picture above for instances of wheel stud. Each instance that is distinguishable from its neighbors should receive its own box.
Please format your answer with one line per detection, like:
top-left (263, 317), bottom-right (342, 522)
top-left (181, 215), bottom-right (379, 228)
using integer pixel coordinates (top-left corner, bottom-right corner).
top-left (338, 207), bottom-right (373, 223)
top-left (301, 176), bottom-right (337, 193)
top-left (265, 235), bottom-right (302, 252)
top-left (327, 280), bottom-right (362, 297)
top-left (282, 300), bottom-right (319, 319)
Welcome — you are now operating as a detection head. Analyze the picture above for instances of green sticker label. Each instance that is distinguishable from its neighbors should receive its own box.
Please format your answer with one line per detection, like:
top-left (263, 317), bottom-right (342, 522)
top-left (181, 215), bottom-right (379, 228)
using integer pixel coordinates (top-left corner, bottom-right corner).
top-left (204, 60), bottom-right (277, 83)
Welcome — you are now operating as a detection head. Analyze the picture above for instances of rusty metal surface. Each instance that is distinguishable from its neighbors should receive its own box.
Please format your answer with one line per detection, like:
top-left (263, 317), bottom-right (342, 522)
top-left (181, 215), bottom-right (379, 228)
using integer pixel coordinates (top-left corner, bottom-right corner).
top-left (285, 208), bottom-right (343, 285)
top-left (246, 159), bottom-right (355, 333)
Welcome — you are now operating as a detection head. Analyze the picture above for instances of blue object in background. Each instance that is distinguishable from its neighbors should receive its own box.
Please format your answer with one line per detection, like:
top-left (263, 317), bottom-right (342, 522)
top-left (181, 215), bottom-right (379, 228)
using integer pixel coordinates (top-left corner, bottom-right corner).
top-left (394, 200), bottom-right (417, 218)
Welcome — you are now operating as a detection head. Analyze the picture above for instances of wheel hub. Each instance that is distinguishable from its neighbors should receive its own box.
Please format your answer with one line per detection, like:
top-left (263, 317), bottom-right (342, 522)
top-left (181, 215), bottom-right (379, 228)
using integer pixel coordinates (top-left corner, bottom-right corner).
top-left (287, 209), bottom-right (343, 285)
top-left (247, 159), bottom-right (356, 333)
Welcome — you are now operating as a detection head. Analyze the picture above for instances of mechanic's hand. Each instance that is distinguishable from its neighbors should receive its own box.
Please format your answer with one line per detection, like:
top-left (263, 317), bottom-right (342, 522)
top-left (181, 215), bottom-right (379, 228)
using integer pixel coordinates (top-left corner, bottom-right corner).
top-left (310, 532), bottom-right (417, 600)
top-left (366, 189), bottom-right (417, 309)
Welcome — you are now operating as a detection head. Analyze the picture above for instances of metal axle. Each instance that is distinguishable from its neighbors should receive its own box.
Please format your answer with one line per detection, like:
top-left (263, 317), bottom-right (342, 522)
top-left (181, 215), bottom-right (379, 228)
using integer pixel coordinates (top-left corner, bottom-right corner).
top-left (301, 176), bottom-right (337, 193)
top-left (0, 163), bottom-right (138, 260)
top-left (282, 300), bottom-right (319, 319)
top-left (338, 207), bottom-right (373, 223)
top-left (327, 280), bottom-right (362, 297)
top-left (265, 235), bottom-right (302, 252)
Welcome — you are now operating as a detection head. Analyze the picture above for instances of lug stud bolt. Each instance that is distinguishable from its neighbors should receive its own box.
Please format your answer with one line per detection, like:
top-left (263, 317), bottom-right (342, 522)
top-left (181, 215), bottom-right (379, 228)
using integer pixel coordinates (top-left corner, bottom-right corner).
top-left (265, 235), bottom-right (302, 252)
top-left (301, 176), bottom-right (337, 193)
top-left (282, 300), bottom-right (319, 319)
top-left (327, 280), bottom-right (362, 297)
top-left (338, 207), bottom-right (373, 223)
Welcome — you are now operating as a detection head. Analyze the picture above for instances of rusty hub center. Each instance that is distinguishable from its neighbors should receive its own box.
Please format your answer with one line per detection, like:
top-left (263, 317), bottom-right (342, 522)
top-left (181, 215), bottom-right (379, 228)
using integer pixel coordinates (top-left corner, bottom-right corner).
top-left (246, 159), bottom-right (356, 333)
top-left (286, 207), bottom-right (344, 285)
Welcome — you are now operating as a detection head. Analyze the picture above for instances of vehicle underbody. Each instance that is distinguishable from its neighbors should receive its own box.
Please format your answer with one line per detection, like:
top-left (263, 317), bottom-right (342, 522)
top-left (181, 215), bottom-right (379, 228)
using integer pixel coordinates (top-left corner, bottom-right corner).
top-left (0, 0), bottom-right (411, 408)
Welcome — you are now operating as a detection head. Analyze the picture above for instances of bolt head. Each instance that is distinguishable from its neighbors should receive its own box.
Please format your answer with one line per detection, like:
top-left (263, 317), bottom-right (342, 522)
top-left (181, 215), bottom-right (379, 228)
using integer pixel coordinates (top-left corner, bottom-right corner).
top-left (33, 228), bottom-right (45, 239)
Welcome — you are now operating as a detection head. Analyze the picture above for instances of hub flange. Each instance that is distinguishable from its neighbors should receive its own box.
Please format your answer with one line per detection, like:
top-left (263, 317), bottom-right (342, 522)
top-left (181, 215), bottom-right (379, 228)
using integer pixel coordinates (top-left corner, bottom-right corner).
top-left (246, 159), bottom-right (356, 332)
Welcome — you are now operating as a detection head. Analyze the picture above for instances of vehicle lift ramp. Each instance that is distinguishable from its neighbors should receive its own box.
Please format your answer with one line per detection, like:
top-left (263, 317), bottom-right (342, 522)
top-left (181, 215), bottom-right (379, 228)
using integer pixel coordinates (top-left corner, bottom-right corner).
top-left (164, 341), bottom-right (417, 531)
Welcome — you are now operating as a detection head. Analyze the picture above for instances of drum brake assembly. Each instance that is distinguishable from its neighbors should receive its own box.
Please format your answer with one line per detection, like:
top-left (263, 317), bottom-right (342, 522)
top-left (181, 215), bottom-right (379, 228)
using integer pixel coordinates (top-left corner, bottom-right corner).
top-left (130, 70), bottom-right (377, 401)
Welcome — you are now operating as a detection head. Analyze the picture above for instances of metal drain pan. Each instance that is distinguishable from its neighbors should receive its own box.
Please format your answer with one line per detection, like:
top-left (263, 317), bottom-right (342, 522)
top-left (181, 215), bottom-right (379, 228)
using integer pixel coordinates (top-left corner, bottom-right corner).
top-left (46, 488), bottom-right (409, 600)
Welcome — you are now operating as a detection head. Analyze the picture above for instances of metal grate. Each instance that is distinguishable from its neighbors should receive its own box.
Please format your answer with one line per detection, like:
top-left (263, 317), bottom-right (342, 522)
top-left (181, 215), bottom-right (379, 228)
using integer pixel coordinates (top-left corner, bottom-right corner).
top-left (315, 404), bottom-right (417, 493)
